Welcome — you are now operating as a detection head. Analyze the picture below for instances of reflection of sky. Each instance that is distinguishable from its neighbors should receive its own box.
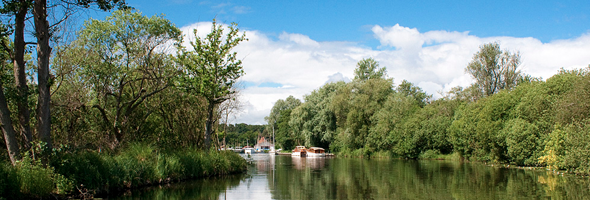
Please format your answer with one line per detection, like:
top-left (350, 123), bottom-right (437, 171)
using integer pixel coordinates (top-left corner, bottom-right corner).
top-left (222, 154), bottom-right (275, 200)
top-left (220, 174), bottom-right (273, 200)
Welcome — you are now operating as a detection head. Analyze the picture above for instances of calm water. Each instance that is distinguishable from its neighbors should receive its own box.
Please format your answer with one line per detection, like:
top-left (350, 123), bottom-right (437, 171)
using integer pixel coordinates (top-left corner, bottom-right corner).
top-left (108, 153), bottom-right (590, 200)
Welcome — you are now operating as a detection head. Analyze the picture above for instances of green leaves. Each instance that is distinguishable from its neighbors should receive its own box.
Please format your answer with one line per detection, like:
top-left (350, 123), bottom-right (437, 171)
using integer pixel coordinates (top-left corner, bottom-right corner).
top-left (466, 42), bottom-right (522, 97)
top-left (353, 58), bottom-right (387, 81)
top-left (179, 19), bottom-right (246, 104)
top-left (178, 19), bottom-right (247, 149)
top-left (53, 10), bottom-right (182, 147)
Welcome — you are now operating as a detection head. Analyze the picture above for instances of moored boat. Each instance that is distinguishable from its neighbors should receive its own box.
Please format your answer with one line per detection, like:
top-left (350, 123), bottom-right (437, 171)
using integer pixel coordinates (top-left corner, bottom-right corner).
top-left (306, 147), bottom-right (326, 157)
top-left (243, 146), bottom-right (254, 154)
top-left (233, 147), bottom-right (244, 153)
top-left (292, 146), bottom-right (307, 157)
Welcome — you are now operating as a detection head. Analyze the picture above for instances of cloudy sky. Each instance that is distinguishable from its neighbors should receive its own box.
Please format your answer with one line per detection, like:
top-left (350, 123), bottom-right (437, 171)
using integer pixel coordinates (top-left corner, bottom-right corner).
top-left (93, 0), bottom-right (590, 125)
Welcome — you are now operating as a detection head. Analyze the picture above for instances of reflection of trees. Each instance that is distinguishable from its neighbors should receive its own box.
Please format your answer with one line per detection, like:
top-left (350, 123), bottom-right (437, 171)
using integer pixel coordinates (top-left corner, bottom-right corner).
top-left (268, 157), bottom-right (590, 199)
top-left (110, 156), bottom-right (590, 199)
top-left (108, 174), bottom-right (245, 200)
top-left (291, 157), bottom-right (327, 170)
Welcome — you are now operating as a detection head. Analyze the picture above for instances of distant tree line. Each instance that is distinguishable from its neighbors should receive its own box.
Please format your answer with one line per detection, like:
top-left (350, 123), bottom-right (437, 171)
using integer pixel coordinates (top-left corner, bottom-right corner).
top-left (268, 43), bottom-right (590, 175)
top-left (219, 123), bottom-right (267, 147)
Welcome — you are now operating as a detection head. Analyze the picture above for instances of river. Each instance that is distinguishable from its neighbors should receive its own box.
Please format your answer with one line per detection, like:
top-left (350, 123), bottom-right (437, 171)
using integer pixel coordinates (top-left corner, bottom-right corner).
top-left (108, 153), bottom-right (590, 199)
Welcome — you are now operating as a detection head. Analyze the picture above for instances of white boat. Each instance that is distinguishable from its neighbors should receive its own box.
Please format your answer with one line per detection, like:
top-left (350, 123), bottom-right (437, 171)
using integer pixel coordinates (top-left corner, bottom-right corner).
top-left (243, 146), bottom-right (254, 154)
top-left (292, 146), bottom-right (307, 157)
top-left (233, 147), bottom-right (244, 153)
top-left (306, 147), bottom-right (326, 157)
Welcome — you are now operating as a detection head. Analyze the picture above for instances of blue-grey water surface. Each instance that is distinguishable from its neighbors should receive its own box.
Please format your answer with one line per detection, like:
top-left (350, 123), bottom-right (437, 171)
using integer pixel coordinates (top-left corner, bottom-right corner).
top-left (108, 153), bottom-right (590, 200)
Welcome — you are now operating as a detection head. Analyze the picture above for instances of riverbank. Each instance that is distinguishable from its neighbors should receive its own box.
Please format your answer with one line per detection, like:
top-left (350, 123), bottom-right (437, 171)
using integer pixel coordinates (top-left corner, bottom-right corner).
top-left (333, 149), bottom-right (583, 177)
top-left (0, 143), bottom-right (247, 199)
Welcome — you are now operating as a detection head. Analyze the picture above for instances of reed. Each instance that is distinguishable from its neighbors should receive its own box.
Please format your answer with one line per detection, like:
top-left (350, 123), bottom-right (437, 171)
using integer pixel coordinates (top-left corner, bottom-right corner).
top-left (0, 143), bottom-right (247, 199)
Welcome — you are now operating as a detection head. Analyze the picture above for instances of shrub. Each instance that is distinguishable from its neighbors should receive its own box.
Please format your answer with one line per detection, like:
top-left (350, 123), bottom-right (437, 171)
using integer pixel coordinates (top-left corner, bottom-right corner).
top-left (17, 154), bottom-right (74, 198)
top-left (0, 163), bottom-right (20, 199)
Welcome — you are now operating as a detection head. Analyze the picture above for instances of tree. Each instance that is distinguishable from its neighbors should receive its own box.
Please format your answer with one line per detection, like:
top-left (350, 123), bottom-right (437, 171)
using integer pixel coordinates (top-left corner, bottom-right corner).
top-left (0, 33), bottom-right (21, 164)
top-left (0, 0), bottom-right (34, 149)
top-left (56, 10), bottom-right (181, 149)
top-left (266, 95), bottom-right (302, 149)
top-left (353, 58), bottom-right (387, 81)
top-left (178, 19), bottom-right (247, 149)
top-left (0, 0), bottom-right (126, 153)
top-left (397, 80), bottom-right (431, 107)
top-left (218, 88), bottom-right (244, 147)
top-left (265, 96), bottom-right (301, 131)
top-left (466, 42), bottom-right (521, 97)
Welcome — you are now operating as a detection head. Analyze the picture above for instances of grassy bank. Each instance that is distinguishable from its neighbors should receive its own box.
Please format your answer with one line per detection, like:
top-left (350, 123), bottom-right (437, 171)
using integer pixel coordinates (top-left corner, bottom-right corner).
top-left (333, 148), bottom-right (463, 162)
top-left (0, 143), bottom-right (247, 199)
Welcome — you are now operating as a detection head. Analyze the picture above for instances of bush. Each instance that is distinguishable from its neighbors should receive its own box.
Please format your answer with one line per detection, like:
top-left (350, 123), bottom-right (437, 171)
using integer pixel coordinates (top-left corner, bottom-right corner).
top-left (501, 118), bottom-right (541, 166)
top-left (17, 154), bottom-right (74, 198)
top-left (540, 121), bottom-right (590, 175)
top-left (39, 143), bottom-right (247, 199)
top-left (0, 163), bottom-right (20, 199)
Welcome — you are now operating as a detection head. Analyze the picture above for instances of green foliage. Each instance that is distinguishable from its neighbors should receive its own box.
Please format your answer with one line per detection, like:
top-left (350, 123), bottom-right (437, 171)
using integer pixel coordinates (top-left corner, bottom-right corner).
top-left (540, 121), bottom-right (590, 175)
top-left (450, 67), bottom-right (590, 170)
top-left (272, 56), bottom-right (590, 176)
top-left (397, 80), bottom-right (432, 107)
top-left (353, 58), bottom-right (387, 81)
top-left (290, 81), bottom-right (346, 148)
top-left (0, 163), bottom-right (20, 198)
top-left (178, 19), bottom-right (246, 104)
top-left (52, 9), bottom-right (183, 148)
top-left (47, 143), bottom-right (246, 197)
top-left (466, 42), bottom-right (522, 97)
top-left (221, 123), bottom-right (265, 147)
top-left (177, 18), bottom-right (247, 149)
top-left (0, 148), bottom-right (76, 199)
top-left (501, 118), bottom-right (540, 165)
top-left (266, 96), bottom-right (302, 149)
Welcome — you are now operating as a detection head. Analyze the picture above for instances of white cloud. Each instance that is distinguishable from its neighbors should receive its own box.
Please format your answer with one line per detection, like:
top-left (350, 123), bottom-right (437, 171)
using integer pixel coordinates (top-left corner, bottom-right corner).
top-left (179, 22), bottom-right (590, 125)
top-left (325, 72), bottom-right (351, 84)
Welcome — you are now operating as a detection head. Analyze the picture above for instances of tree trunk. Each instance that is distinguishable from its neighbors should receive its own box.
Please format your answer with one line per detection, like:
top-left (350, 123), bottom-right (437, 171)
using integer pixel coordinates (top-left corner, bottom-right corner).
top-left (204, 102), bottom-right (215, 149)
top-left (33, 0), bottom-right (52, 150)
top-left (13, 0), bottom-right (33, 149)
top-left (0, 84), bottom-right (21, 165)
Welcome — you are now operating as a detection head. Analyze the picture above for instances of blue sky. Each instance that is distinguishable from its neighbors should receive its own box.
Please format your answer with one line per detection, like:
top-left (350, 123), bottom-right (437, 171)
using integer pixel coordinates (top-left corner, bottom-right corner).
top-left (85, 0), bottom-right (590, 125)
top-left (123, 0), bottom-right (589, 44)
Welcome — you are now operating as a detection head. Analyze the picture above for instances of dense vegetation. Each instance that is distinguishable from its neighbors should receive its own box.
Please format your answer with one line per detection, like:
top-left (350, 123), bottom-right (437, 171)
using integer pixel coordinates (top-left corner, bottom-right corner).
top-left (268, 52), bottom-right (590, 175)
top-left (0, 143), bottom-right (246, 199)
top-left (0, 8), bottom-right (248, 198)
top-left (219, 123), bottom-right (268, 147)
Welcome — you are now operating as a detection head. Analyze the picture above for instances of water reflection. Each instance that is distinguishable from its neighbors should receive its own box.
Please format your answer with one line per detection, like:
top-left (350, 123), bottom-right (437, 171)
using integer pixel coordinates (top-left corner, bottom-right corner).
top-left (291, 157), bottom-right (327, 170)
top-left (109, 153), bottom-right (590, 200)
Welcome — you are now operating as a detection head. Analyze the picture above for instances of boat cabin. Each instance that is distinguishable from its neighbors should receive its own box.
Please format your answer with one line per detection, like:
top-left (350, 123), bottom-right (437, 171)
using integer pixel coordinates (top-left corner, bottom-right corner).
top-left (293, 146), bottom-right (306, 152)
top-left (307, 147), bottom-right (325, 154)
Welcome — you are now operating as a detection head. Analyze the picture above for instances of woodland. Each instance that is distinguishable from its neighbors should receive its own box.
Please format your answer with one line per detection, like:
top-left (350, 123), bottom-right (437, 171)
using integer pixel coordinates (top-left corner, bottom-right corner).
top-left (0, 1), bottom-right (589, 199)
top-left (0, 3), bottom-right (246, 198)
top-left (267, 43), bottom-right (590, 175)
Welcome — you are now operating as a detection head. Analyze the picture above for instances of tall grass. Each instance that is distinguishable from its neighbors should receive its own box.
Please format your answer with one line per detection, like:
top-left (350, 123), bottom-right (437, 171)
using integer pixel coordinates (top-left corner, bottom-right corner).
top-left (0, 143), bottom-right (247, 199)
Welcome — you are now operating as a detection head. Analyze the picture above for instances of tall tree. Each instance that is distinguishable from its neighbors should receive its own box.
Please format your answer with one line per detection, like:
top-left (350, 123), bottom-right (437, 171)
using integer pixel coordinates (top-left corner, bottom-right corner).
top-left (33, 0), bottom-right (53, 149)
top-left (266, 95), bottom-right (302, 148)
top-left (0, 0), bottom-right (127, 152)
top-left (466, 42), bottom-right (521, 97)
top-left (266, 95), bottom-right (301, 127)
top-left (178, 19), bottom-right (247, 149)
top-left (56, 10), bottom-right (181, 148)
top-left (1, 0), bottom-right (34, 149)
top-left (353, 58), bottom-right (387, 81)
top-left (0, 33), bottom-right (21, 164)
top-left (397, 80), bottom-right (431, 107)
top-left (0, 77), bottom-right (20, 165)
